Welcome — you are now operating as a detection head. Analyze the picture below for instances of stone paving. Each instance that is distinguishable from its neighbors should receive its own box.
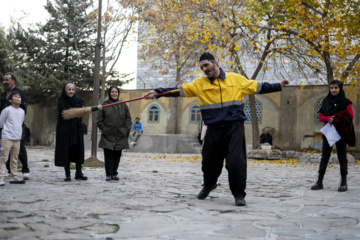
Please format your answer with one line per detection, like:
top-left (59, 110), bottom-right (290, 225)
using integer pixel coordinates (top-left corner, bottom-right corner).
top-left (0, 146), bottom-right (360, 240)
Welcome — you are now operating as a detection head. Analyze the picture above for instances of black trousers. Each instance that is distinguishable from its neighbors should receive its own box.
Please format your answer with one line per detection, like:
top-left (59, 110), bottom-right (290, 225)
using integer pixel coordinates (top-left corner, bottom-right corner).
top-left (64, 162), bottom-right (83, 177)
top-left (6, 138), bottom-right (29, 173)
top-left (318, 135), bottom-right (348, 176)
top-left (104, 148), bottom-right (122, 176)
top-left (202, 122), bottom-right (247, 198)
top-left (64, 144), bottom-right (83, 177)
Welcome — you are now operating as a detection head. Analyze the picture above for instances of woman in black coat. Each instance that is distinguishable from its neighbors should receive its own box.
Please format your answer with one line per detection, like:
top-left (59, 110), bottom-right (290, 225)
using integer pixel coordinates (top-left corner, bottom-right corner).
top-left (311, 80), bottom-right (354, 192)
top-left (55, 83), bottom-right (87, 181)
top-left (96, 86), bottom-right (131, 181)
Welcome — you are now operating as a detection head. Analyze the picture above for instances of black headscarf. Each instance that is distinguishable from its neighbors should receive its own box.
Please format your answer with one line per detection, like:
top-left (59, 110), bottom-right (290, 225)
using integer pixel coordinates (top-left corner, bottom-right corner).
top-left (319, 80), bottom-right (352, 116)
top-left (108, 86), bottom-right (120, 103)
top-left (59, 83), bottom-right (83, 108)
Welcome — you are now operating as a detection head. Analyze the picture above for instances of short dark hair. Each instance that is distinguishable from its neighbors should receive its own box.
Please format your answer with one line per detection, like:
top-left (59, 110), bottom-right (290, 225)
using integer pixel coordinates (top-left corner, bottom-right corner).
top-left (4, 72), bottom-right (16, 82)
top-left (135, 117), bottom-right (140, 120)
top-left (7, 91), bottom-right (21, 100)
top-left (199, 52), bottom-right (215, 62)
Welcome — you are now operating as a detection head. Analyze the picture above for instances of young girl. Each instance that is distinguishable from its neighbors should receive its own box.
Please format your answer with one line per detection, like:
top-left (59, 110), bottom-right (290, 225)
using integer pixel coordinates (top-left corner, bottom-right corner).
top-left (311, 80), bottom-right (355, 192)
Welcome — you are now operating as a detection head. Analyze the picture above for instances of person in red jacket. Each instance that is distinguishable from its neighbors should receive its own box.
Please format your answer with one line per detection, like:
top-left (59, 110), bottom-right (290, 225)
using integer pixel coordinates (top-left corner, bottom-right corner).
top-left (311, 80), bottom-right (354, 192)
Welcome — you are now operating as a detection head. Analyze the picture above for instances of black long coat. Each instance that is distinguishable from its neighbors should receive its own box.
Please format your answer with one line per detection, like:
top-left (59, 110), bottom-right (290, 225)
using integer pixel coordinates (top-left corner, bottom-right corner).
top-left (54, 92), bottom-right (85, 167)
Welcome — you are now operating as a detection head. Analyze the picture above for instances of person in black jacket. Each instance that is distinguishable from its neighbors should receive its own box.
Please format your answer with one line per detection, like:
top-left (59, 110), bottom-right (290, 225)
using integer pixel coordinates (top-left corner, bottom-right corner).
top-left (311, 80), bottom-right (354, 192)
top-left (259, 128), bottom-right (273, 145)
top-left (54, 83), bottom-right (87, 181)
top-left (0, 72), bottom-right (30, 180)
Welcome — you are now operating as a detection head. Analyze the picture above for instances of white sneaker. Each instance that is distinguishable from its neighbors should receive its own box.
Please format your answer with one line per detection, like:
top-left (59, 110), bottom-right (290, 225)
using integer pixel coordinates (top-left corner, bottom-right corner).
top-left (10, 178), bottom-right (25, 184)
top-left (131, 141), bottom-right (137, 145)
top-left (0, 178), bottom-right (4, 186)
top-left (23, 173), bottom-right (30, 180)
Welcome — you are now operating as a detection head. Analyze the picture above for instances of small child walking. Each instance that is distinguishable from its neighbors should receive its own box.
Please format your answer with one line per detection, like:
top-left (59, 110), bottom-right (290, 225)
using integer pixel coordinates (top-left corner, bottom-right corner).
top-left (0, 91), bottom-right (26, 185)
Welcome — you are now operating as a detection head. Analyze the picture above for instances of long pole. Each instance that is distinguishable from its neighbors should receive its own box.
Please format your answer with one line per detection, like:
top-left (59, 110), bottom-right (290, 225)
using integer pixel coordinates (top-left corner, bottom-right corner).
top-left (91, 0), bottom-right (102, 158)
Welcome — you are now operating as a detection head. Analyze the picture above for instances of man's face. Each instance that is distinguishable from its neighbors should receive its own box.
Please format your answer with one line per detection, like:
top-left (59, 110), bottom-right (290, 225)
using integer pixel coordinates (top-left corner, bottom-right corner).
top-left (264, 129), bottom-right (269, 134)
top-left (200, 60), bottom-right (217, 78)
top-left (135, 119), bottom-right (140, 123)
top-left (3, 75), bottom-right (14, 91)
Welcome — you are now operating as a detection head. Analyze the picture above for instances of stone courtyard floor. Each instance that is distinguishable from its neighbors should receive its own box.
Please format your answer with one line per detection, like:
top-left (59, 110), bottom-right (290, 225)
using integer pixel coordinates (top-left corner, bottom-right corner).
top-left (0, 146), bottom-right (360, 240)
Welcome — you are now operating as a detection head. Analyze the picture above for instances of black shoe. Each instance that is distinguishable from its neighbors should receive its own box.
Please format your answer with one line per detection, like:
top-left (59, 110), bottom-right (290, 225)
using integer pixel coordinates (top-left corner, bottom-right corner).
top-left (338, 180), bottom-right (348, 192)
top-left (64, 177), bottom-right (71, 182)
top-left (112, 175), bottom-right (119, 181)
top-left (75, 173), bottom-right (88, 180)
top-left (235, 196), bottom-right (246, 206)
top-left (105, 176), bottom-right (112, 181)
top-left (197, 184), bottom-right (217, 200)
top-left (338, 184), bottom-right (348, 192)
top-left (311, 182), bottom-right (323, 190)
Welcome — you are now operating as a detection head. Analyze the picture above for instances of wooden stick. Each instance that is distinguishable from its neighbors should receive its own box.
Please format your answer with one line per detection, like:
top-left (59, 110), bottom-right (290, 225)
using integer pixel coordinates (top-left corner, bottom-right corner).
top-left (62, 89), bottom-right (180, 120)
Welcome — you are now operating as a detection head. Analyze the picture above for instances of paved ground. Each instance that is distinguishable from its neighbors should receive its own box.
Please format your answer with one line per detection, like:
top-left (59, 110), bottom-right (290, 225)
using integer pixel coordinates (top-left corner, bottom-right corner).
top-left (0, 146), bottom-right (360, 240)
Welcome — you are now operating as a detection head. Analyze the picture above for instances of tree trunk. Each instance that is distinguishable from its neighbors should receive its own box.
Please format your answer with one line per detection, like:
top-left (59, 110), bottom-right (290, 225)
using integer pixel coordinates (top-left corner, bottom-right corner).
top-left (323, 51), bottom-right (333, 84)
top-left (31, 105), bottom-right (44, 145)
top-left (249, 95), bottom-right (260, 149)
top-left (172, 67), bottom-right (181, 134)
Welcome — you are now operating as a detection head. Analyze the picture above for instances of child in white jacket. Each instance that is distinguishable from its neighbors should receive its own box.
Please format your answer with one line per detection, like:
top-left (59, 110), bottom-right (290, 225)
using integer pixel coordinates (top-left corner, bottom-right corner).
top-left (0, 91), bottom-right (25, 185)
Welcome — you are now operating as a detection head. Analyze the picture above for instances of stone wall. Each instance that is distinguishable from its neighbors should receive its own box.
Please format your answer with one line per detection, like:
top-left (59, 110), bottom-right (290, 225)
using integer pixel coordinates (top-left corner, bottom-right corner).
top-left (28, 85), bottom-right (360, 152)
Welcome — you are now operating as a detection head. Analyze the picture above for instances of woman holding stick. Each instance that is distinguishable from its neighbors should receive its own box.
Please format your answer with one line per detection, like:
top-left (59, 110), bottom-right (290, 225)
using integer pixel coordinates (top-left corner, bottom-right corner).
top-left (311, 80), bottom-right (355, 192)
top-left (55, 83), bottom-right (87, 181)
top-left (96, 86), bottom-right (131, 181)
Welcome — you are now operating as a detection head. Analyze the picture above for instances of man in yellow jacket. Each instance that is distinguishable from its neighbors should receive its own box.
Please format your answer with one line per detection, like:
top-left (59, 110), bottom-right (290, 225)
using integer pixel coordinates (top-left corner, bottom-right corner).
top-left (145, 52), bottom-right (289, 206)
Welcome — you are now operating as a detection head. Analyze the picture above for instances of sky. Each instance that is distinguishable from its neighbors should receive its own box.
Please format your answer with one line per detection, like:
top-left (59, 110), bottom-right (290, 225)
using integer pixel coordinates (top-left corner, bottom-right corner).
top-left (0, 0), bottom-right (137, 89)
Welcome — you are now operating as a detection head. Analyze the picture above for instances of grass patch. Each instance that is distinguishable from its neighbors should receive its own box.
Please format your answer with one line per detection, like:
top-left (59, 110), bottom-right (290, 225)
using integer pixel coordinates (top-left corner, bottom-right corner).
top-left (83, 163), bottom-right (103, 168)
top-left (70, 163), bottom-right (103, 169)
top-left (44, 164), bottom-right (49, 168)
top-left (42, 159), bottom-right (49, 162)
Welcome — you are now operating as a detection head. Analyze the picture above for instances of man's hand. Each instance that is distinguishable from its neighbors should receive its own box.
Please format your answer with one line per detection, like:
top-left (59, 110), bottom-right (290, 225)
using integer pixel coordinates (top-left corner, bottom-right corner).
top-left (329, 116), bottom-right (335, 124)
top-left (144, 90), bottom-right (157, 100)
top-left (280, 80), bottom-right (289, 87)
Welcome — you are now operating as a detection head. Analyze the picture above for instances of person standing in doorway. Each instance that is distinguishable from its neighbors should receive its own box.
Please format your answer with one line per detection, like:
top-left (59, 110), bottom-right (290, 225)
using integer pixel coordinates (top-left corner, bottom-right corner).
top-left (0, 72), bottom-right (30, 180)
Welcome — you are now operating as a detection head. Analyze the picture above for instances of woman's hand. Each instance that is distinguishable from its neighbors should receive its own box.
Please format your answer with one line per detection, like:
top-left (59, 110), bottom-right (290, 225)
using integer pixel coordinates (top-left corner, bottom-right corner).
top-left (329, 116), bottom-right (335, 124)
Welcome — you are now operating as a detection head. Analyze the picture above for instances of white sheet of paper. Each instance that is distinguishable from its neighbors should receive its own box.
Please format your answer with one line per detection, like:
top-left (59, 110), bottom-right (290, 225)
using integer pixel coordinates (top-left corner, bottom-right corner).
top-left (320, 123), bottom-right (341, 147)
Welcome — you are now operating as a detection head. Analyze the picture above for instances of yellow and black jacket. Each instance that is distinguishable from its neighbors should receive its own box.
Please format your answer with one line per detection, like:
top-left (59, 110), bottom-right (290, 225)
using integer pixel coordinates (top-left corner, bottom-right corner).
top-left (155, 68), bottom-right (282, 126)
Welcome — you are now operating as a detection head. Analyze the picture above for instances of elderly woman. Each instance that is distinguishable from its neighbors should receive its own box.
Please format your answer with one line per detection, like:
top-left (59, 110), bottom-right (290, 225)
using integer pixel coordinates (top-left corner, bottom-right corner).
top-left (55, 83), bottom-right (87, 181)
top-left (96, 86), bottom-right (131, 181)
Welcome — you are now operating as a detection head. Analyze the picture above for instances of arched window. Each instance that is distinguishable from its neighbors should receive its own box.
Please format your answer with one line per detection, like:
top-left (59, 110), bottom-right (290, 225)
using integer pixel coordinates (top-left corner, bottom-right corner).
top-left (191, 105), bottom-right (201, 122)
top-left (244, 100), bottom-right (261, 123)
top-left (316, 99), bottom-right (324, 123)
top-left (149, 105), bottom-right (159, 122)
